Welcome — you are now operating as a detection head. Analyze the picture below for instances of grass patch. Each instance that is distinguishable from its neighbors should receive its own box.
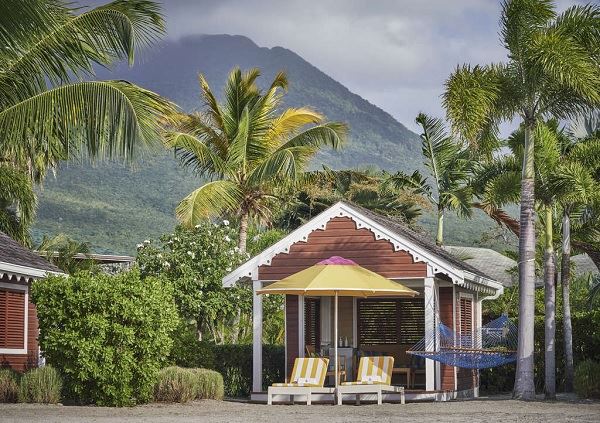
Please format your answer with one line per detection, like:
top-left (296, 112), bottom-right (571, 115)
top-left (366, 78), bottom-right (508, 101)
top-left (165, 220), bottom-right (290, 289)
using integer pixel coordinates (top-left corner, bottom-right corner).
top-left (154, 367), bottom-right (224, 403)
top-left (0, 369), bottom-right (19, 403)
top-left (18, 366), bottom-right (62, 404)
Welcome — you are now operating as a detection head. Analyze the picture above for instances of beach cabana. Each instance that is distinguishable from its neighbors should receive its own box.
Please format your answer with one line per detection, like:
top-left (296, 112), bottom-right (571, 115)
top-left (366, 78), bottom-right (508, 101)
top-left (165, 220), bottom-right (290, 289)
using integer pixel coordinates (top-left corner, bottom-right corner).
top-left (222, 202), bottom-right (505, 403)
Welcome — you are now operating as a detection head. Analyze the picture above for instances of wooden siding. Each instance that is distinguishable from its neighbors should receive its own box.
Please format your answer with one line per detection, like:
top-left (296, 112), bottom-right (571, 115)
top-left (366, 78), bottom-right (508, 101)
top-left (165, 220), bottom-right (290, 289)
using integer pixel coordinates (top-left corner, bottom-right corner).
top-left (285, 295), bottom-right (299, 378)
top-left (258, 217), bottom-right (427, 280)
top-left (438, 287), bottom-right (455, 390)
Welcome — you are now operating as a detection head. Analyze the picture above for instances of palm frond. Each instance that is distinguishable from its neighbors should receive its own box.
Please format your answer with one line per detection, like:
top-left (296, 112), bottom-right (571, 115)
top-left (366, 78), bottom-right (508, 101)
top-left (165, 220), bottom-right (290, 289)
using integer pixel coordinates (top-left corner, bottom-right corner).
top-left (0, 80), bottom-right (175, 163)
top-left (164, 131), bottom-right (225, 177)
top-left (0, 0), bottom-right (165, 106)
top-left (176, 180), bottom-right (242, 227)
top-left (0, 165), bottom-right (36, 245)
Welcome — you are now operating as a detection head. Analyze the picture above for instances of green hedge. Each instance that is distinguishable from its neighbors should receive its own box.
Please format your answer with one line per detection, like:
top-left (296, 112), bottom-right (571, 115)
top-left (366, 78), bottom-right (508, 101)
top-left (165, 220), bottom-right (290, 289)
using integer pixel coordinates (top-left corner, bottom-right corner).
top-left (169, 329), bottom-right (285, 398)
top-left (154, 367), bottom-right (224, 402)
top-left (574, 360), bottom-right (600, 399)
top-left (32, 269), bottom-right (179, 406)
top-left (0, 369), bottom-right (19, 403)
top-left (18, 366), bottom-right (62, 404)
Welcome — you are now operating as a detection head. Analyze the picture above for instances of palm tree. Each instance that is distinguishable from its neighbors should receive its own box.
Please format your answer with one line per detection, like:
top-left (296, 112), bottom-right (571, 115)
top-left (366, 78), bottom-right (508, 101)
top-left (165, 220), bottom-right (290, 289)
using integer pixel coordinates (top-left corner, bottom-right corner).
top-left (36, 234), bottom-right (95, 274)
top-left (0, 0), bottom-right (173, 182)
top-left (550, 114), bottom-right (600, 391)
top-left (0, 166), bottom-right (35, 244)
top-left (166, 68), bottom-right (347, 252)
top-left (443, 0), bottom-right (600, 399)
top-left (387, 113), bottom-right (472, 246)
top-left (276, 166), bottom-right (424, 229)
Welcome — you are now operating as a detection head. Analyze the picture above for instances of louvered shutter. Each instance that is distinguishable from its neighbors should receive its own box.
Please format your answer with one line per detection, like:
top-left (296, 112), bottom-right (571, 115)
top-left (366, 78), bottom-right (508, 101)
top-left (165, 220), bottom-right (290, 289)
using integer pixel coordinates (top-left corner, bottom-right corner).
top-left (358, 298), bottom-right (424, 345)
top-left (459, 297), bottom-right (473, 348)
top-left (0, 289), bottom-right (26, 349)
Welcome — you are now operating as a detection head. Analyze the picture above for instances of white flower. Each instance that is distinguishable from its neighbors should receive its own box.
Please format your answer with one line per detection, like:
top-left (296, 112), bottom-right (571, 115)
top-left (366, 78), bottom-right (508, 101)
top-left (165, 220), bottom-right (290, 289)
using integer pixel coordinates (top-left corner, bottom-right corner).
top-left (252, 235), bottom-right (260, 241)
top-left (157, 253), bottom-right (162, 259)
top-left (224, 236), bottom-right (231, 242)
top-left (162, 261), bottom-right (171, 268)
top-left (136, 243), bottom-right (144, 249)
top-left (187, 251), bottom-right (195, 259)
top-left (223, 219), bottom-right (230, 226)
top-left (144, 240), bottom-right (150, 244)
top-left (226, 266), bottom-right (232, 272)
top-left (195, 224), bottom-right (201, 229)
top-left (234, 247), bottom-right (240, 252)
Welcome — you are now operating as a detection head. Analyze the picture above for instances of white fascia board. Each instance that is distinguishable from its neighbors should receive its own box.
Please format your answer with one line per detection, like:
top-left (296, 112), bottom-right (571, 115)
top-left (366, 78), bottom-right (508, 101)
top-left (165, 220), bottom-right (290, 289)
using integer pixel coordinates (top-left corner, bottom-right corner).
top-left (0, 261), bottom-right (65, 282)
top-left (222, 202), bottom-right (468, 287)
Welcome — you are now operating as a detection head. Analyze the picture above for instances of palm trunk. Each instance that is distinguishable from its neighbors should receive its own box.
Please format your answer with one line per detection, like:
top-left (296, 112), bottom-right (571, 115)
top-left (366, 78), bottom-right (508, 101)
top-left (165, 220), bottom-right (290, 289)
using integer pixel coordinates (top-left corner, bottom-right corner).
top-left (238, 210), bottom-right (249, 253)
top-left (436, 209), bottom-right (444, 246)
top-left (514, 121), bottom-right (536, 400)
top-left (561, 210), bottom-right (574, 392)
top-left (543, 206), bottom-right (556, 399)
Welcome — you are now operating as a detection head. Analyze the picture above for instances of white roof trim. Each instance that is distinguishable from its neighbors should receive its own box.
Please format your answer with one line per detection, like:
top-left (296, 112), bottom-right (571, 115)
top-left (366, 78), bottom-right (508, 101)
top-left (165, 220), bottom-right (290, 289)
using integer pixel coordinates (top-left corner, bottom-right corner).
top-left (223, 202), bottom-right (502, 293)
top-left (0, 260), bottom-right (65, 283)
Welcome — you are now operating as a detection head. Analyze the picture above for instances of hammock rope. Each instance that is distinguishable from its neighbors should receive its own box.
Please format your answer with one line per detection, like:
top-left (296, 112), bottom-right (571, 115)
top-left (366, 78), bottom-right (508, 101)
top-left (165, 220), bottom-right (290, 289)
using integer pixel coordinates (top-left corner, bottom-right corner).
top-left (407, 314), bottom-right (517, 369)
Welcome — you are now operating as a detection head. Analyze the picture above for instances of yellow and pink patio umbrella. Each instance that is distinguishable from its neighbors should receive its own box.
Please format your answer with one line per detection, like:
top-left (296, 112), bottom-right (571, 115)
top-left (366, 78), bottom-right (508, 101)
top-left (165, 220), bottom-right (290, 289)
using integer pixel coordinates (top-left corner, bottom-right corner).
top-left (257, 256), bottom-right (418, 389)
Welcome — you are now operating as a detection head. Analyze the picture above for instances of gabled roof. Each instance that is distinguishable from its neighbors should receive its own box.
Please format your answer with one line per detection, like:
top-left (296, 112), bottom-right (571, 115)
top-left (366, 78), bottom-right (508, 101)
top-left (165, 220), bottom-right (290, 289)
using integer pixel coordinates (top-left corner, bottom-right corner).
top-left (444, 245), bottom-right (517, 287)
top-left (223, 202), bottom-right (503, 295)
top-left (0, 231), bottom-right (64, 282)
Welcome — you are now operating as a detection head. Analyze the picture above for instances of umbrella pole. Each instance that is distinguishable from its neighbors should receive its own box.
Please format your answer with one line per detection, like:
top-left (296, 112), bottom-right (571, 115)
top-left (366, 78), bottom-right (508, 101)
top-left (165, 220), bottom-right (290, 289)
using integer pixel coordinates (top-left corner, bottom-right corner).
top-left (334, 291), bottom-right (338, 404)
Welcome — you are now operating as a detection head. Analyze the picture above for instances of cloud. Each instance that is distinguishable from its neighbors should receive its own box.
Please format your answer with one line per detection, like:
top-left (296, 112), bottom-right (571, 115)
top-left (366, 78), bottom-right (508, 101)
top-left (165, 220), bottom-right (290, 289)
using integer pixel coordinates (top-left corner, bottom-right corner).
top-left (81, 0), bottom-right (583, 132)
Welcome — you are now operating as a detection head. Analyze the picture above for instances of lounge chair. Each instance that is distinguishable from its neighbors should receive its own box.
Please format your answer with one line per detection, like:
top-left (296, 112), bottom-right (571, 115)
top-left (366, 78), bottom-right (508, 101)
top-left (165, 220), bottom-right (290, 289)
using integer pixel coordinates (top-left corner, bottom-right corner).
top-left (267, 357), bottom-right (332, 405)
top-left (337, 356), bottom-right (405, 405)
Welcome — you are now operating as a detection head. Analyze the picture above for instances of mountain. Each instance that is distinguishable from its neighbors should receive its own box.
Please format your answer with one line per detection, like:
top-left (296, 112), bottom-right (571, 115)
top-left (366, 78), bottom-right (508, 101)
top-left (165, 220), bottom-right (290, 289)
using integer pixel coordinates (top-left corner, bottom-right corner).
top-left (33, 34), bottom-right (511, 254)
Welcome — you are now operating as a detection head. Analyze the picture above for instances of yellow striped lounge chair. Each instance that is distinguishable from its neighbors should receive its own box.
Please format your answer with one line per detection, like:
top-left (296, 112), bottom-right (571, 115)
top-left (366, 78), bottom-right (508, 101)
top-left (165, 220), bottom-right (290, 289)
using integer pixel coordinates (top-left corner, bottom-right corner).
top-left (267, 357), bottom-right (332, 405)
top-left (337, 356), bottom-right (405, 405)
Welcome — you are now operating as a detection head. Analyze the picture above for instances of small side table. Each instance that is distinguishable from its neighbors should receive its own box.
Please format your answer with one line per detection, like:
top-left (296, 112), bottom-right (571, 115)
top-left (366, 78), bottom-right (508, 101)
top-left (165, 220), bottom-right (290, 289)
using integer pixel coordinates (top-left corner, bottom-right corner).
top-left (392, 367), bottom-right (412, 389)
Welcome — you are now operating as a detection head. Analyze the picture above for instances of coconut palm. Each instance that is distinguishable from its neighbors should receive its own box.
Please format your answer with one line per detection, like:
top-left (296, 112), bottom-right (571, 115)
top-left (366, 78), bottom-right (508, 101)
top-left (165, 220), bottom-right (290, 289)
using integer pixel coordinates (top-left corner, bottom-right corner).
top-left (166, 68), bottom-right (347, 252)
top-left (443, 0), bottom-right (600, 399)
top-left (387, 113), bottom-right (472, 246)
top-left (0, 0), bottom-right (173, 179)
top-left (0, 166), bottom-right (35, 244)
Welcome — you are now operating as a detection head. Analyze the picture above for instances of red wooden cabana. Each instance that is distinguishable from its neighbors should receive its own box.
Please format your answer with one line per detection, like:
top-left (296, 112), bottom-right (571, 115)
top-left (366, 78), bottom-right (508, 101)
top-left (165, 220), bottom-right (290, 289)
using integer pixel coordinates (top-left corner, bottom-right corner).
top-left (223, 202), bottom-right (504, 402)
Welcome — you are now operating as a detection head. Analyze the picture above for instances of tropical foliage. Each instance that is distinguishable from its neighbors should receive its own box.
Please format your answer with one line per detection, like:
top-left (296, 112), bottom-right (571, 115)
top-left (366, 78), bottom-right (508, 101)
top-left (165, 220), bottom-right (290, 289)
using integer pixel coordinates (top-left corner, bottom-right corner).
top-left (36, 233), bottom-right (95, 274)
top-left (165, 67), bottom-right (347, 251)
top-left (0, 166), bottom-right (35, 244)
top-left (0, 0), bottom-right (174, 247)
top-left (275, 166), bottom-right (425, 230)
top-left (443, 0), bottom-right (600, 399)
top-left (31, 269), bottom-right (178, 406)
top-left (387, 113), bottom-right (472, 245)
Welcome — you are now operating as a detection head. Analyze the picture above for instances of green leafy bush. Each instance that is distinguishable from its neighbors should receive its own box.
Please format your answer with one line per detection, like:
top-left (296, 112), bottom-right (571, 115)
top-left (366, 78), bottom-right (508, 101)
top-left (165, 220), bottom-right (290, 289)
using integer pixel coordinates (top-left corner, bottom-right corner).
top-left (0, 369), bottom-right (19, 403)
top-left (574, 360), bottom-right (600, 399)
top-left (154, 367), bottom-right (224, 402)
top-left (31, 269), bottom-right (178, 406)
top-left (18, 366), bottom-right (62, 404)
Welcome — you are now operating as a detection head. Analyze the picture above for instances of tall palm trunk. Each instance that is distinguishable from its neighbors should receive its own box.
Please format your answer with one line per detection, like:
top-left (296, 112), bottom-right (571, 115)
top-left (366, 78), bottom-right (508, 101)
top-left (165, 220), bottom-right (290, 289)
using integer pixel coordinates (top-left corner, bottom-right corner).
top-left (238, 210), bottom-right (249, 253)
top-left (561, 210), bottom-right (574, 392)
top-left (436, 209), bottom-right (444, 246)
top-left (514, 122), bottom-right (536, 400)
top-left (543, 206), bottom-right (556, 399)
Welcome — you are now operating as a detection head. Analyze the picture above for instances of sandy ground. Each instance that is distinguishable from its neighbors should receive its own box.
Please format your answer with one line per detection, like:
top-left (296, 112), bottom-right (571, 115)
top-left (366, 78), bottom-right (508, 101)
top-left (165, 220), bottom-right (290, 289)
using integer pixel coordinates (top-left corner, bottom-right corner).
top-left (1, 395), bottom-right (599, 423)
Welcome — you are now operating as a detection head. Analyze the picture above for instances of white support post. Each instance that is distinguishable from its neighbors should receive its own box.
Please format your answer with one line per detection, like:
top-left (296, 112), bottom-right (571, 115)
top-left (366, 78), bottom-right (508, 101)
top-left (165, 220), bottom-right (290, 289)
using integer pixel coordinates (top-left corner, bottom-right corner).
top-left (298, 296), bottom-right (305, 357)
top-left (252, 280), bottom-right (263, 393)
top-left (424, 275), bottom-right (436, 391)
top-left (434, 282), bottom-right (441, 391)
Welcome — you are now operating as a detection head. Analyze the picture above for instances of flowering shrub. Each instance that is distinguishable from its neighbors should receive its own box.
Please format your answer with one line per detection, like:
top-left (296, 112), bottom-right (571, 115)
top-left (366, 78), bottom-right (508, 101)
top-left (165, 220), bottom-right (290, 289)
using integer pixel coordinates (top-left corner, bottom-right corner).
top-left (136, 222), bottom-right (250, 343)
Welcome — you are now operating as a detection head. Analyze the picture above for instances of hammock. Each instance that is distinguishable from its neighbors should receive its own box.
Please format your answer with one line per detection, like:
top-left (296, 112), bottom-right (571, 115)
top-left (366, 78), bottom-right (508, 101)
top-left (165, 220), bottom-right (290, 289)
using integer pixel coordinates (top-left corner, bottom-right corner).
top-left (407, 314), bottom-right (517, 369)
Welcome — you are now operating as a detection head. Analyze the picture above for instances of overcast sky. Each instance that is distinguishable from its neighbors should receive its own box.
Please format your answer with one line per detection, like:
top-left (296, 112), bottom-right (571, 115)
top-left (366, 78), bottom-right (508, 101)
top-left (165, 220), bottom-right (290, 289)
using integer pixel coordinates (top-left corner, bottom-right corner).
top-left (88, 0), bottom-right (583, 132)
